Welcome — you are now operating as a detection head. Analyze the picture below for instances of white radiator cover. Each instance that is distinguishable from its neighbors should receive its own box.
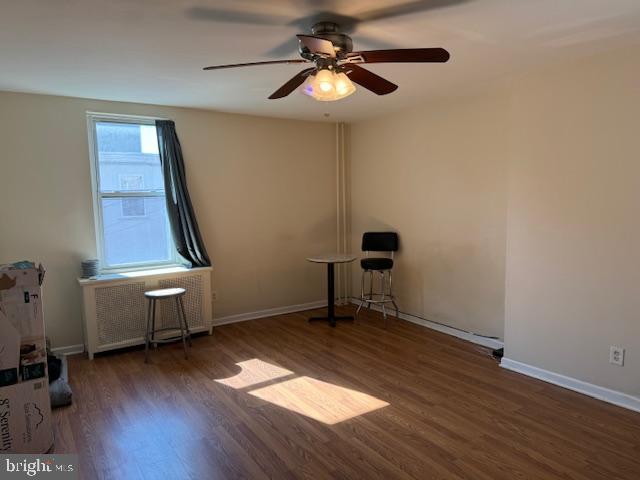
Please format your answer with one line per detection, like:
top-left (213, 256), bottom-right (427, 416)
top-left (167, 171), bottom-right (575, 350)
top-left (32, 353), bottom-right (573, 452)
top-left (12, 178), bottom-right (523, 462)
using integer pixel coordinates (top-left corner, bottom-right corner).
top-left (78, 267), bottom-right (213, 359)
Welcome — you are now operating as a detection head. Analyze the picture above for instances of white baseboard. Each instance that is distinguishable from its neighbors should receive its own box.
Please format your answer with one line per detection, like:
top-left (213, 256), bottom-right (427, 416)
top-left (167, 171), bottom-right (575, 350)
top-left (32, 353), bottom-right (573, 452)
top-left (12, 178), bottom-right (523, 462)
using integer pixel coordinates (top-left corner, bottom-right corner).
top-left (48, 302), bottom-right (327, 356)
top-left (50, 343), bottom-right (85, 356)
top-left (350, 299), bottom-right (504, 350)
top-left (501, 357), bottom-right (640, 414)
top-left (213, 300), bottom-right (327, 326)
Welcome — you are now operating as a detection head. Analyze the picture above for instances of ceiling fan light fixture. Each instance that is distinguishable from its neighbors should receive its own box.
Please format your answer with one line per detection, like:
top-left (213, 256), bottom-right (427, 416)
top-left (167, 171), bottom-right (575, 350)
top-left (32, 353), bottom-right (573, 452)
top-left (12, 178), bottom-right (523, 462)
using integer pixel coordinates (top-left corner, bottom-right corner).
top-left (334, 72), bottom-right (356, 97)
top-left (301, 69), bottom-right (356, 102)
top-left (316, 69), bottom-right (334, 92)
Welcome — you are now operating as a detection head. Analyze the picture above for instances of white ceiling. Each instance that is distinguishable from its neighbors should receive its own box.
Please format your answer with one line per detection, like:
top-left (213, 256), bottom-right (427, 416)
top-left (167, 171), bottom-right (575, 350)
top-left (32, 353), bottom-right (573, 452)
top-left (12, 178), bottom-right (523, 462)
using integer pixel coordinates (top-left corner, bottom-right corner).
top-left (2, 0), bottom-right (640, 122)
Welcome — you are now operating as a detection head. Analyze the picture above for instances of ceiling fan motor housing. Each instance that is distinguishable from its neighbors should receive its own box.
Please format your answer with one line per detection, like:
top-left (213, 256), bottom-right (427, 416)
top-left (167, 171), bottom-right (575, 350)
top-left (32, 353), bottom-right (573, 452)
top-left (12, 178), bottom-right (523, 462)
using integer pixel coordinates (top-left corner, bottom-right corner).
top-left (299, 22), bottom-right (353, 60)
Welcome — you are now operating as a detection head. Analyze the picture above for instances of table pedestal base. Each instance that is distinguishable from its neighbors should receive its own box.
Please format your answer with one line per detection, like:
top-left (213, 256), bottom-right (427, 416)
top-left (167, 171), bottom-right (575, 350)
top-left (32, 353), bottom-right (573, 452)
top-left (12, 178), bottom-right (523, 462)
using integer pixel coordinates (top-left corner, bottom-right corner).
top-left (309, 315), bottom-right (354, 328)
top-left (309, 262), bottom-right (354, 327)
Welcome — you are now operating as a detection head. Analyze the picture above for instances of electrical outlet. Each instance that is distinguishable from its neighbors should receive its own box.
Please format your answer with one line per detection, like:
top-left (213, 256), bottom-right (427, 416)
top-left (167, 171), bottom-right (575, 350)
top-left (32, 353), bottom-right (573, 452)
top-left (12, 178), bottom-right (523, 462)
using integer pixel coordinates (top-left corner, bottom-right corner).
top-left (609, 346), bottom-right (625, 366)
top-left (211, 291), bottom-right (218, 302)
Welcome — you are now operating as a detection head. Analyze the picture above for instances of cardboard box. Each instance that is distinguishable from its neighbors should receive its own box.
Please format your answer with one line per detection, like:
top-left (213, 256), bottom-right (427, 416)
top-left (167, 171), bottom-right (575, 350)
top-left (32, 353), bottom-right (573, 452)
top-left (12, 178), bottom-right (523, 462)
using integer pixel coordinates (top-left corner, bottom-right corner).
top-left (0, 262), bottom-right (52, 453)
top-left (0, 379), bottom-right (53, 453)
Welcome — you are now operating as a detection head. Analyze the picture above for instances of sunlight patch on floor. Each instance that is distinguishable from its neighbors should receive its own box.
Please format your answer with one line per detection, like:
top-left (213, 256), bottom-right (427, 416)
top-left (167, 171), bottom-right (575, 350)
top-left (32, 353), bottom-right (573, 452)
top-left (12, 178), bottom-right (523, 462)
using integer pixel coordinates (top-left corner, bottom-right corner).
top-left (248, 376), bottom-right (389, 425)
top-left (214, 358), bottom-right (293, 389)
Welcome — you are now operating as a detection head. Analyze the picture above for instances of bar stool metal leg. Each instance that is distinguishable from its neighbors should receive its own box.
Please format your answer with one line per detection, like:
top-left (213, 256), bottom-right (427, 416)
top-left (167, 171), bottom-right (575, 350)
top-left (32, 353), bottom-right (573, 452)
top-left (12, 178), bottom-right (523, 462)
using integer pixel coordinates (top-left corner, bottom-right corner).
top-left (356, 269), bottom-right (366, 317)
top-left (380, 271), bottom-right (388, 327)
top-left (356, 268), bottom-right (398, 328)
top-left (389, 270), bottom-right (399, 318)
top-left (380, 271), bottom-right (386, 305)
top-left (151, 299), bottom-right (157, 348)
top-left (367, 270), bottom-right (373, 310)
top-left (178, 296), bottom-right (192, 346)
top-left (144, 298), bottom-right (152, 363)
top-left (175, 297), bottom-right (188, 359)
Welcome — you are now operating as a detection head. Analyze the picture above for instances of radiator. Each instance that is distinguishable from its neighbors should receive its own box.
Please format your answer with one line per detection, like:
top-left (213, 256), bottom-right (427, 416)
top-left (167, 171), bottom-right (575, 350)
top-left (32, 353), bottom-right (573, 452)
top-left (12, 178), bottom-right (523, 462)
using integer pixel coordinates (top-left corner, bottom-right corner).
top-left (78, 267), bottom-right (213, 359)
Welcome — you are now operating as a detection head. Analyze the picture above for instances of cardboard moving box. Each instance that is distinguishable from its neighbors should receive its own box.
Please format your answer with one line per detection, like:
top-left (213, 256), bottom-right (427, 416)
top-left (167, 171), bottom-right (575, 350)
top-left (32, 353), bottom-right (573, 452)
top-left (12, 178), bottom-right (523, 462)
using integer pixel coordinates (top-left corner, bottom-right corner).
top-left (0, 379), bottom-right (52, 453)
top-left (0, 262), bottom-right (53, 453)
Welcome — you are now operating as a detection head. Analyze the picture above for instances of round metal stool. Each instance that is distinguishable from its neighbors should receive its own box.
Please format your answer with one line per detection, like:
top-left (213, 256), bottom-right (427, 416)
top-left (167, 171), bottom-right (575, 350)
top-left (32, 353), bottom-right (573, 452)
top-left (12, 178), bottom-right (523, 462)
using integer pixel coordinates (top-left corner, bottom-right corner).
top-left (144, 287), bottom-right (192, 363)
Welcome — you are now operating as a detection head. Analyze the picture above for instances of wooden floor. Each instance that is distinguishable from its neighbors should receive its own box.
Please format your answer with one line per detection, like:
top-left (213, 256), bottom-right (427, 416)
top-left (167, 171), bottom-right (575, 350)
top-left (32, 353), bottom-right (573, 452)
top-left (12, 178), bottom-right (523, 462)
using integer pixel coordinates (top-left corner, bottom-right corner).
top-left (53, 306), bottom-right (640, 479)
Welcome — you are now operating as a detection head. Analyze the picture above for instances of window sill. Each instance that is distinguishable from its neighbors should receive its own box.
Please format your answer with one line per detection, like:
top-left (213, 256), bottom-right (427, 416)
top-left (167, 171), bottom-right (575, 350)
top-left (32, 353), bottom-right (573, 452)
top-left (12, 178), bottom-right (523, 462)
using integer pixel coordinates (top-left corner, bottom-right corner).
top-left (77, 265), bottom-right (212, 286)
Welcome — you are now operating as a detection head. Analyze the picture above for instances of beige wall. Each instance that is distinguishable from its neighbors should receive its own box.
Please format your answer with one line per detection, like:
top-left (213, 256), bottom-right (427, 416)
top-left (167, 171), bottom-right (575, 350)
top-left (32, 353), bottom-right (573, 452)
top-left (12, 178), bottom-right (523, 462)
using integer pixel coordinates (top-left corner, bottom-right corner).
top-left (0, 92), bottom-right (337, 348)
top-left (504, 48), bottom-right (640, 397)
top-left (350, 45), bottom-right (640, 399)
top-left (350, 91), bottom-right (509, 339)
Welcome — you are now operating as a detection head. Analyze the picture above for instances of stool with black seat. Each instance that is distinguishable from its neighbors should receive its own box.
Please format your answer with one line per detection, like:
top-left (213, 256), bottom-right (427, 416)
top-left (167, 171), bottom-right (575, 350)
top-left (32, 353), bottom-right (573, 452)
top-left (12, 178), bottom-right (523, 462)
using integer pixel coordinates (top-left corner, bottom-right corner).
top-left (144, 287), bottom-right (192, 363)
top-left (356, 232), bottom-right (399, 327)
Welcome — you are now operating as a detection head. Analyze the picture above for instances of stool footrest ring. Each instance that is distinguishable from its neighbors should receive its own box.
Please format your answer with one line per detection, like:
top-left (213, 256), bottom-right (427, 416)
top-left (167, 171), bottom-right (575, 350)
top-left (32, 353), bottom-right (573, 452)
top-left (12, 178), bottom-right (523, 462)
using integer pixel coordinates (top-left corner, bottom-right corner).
top-left (151, 335), bottom-right (190, 345)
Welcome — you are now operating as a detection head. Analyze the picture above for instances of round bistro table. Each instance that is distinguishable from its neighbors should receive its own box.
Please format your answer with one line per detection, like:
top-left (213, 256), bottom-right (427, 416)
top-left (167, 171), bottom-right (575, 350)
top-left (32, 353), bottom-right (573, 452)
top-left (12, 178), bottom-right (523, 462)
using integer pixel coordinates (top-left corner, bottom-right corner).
top-left (306, 253), bottom-right (357, 327)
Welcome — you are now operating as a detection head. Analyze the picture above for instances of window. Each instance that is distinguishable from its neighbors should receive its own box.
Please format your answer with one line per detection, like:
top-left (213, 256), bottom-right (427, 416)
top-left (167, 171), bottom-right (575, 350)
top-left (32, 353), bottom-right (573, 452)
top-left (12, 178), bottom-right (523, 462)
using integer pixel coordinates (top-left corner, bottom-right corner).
top-left (88, 114), bottom-right (177, 271)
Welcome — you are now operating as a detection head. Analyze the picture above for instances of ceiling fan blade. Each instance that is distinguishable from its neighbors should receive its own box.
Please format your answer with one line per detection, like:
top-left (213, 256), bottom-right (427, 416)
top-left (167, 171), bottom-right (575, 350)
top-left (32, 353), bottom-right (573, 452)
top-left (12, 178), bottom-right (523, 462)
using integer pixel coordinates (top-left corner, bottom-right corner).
top-left (187, 7), bottom-right (292, 26)
top-left (352, 33), bottom-right (400, 51)
top-left (296, 34), bottom-right (336, 58)
top-left (264, 38), bottom-right (300, 58)
top-left (355, 0), bottom-right (472, 23)
top-left (347, 48), bottom-right (450, 64)
top-left (204, 60), bottom-right (308, 71)
top-left (344, 64), bottom-right (397, 95)
top-left (269, 68), bottom-right (316, 99)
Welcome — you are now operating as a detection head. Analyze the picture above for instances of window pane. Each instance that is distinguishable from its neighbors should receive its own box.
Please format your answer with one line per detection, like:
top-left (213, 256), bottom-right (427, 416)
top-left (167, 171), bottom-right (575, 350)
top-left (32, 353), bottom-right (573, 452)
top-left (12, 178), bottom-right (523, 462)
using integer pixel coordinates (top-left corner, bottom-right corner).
top-left (140, 125), bottom-right (159, 154)
top-left (121, 198), bottom-right (146, 217)
top-left (95, 122), bottom-right (165, 192)
top-left (119, 174), bottom-right (144, 191)
top-left (101, 197), bottom-right (172, 266)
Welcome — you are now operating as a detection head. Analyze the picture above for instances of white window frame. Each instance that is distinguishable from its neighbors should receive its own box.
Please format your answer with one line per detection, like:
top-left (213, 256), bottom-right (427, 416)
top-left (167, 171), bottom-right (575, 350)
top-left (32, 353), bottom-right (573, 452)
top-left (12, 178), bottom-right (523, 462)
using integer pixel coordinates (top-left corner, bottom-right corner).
top-left (87, 112), bottom-right (180, 273)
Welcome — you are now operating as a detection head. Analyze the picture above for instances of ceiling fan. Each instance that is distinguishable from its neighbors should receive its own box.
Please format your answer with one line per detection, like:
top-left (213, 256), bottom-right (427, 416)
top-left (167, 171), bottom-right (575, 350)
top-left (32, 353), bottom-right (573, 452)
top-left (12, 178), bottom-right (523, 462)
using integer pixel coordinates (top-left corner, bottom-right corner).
top-left (200, 3), bottom-right (456, 102)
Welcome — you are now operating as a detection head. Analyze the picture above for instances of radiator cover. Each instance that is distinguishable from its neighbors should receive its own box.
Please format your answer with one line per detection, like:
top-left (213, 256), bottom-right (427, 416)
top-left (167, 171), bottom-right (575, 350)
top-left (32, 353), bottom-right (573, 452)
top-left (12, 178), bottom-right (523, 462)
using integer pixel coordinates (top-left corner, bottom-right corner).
top-left (79, 267), bottom-right (213, 359)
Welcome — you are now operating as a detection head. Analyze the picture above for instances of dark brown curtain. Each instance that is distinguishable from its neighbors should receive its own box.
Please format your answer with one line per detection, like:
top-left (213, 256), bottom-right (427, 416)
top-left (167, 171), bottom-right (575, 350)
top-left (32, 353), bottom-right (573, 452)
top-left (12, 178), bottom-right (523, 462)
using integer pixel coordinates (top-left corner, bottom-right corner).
top-left (156, 120), bottom-right (211, 267)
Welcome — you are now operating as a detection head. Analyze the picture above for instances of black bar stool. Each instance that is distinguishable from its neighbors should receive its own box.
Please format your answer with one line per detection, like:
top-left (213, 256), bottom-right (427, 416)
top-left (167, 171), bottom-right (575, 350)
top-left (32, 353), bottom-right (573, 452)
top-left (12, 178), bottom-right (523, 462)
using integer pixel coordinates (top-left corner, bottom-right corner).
top-left (356, 232), bottom-right (399, 327)
top-left (144, 287), bottom-right (191, 363)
